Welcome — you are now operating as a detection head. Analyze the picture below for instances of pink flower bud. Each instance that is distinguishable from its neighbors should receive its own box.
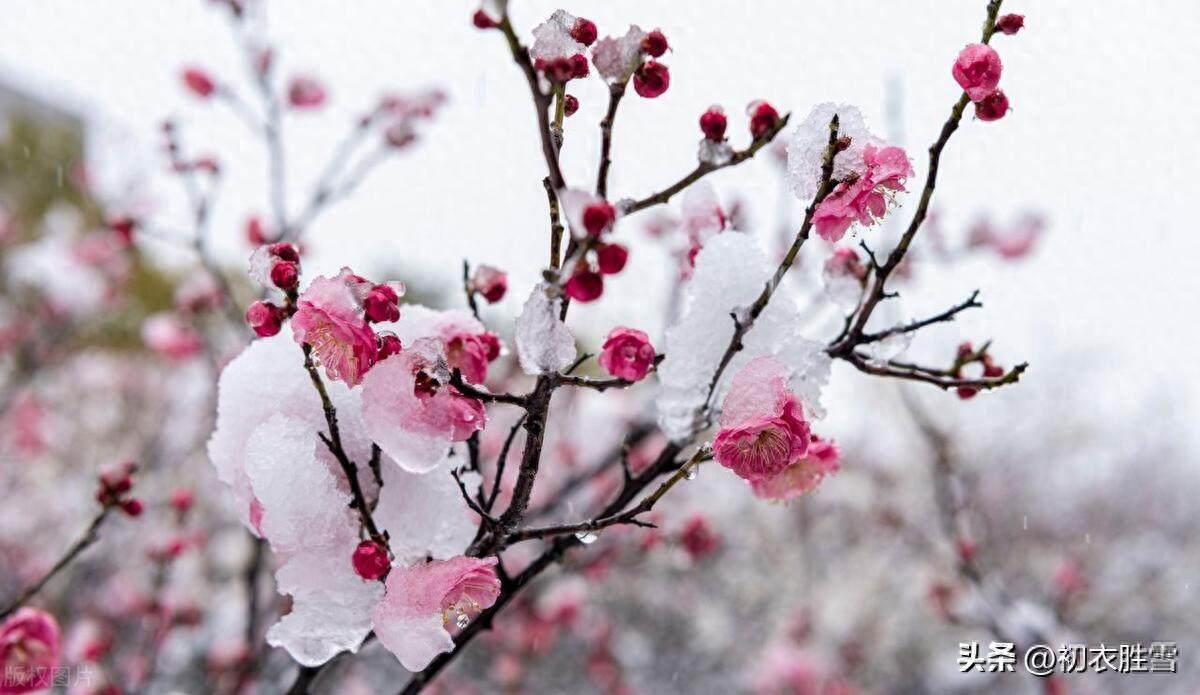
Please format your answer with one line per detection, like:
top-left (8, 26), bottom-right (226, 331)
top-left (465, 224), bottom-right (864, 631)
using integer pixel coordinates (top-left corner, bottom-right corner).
top-left (699, 106), bottom-right (727, 142)
top-left (995, 14), bottom-right (1025, 35)
top-left (352, 540), bottom-right (391, 581)
top-left (956, 342), bottom-right (974, 359)
top-left (974, 89), bottom-right (1010, 121)
top-left (595, 243), bottom-right (628, 275)
top-left (363, 284), bottom-right (401, 323)
top-left (956, 386), bottom-right (979, 400)
top-left (121, 498), bottom-right (145, 517)
top-left (245, 300), bottom-right (284, 337)
top-left (598, 326), bottom-right (655, 381)
top-left (679, 515), bottom-right (720, 560)
top-left (581, 201), bottom-right (616, 237)
top-left (182, 67), bottom-right (216, 98)
top-left (571, 18), bottom-right (598, 46)
top-left (270, 260), bottom-right (299, 292)
top-left (748, 100), bottom-right (780, 139)
top-left (952, 43), bottom-right (1003, 101)
top-left (563, 271), bottom-right (604, 302)
top-left (472, 9), bottom-right (499, 29)
top-left (246, 216), bottom-right (269, 246)
top-left (563, 94), bottom-right (579, 117)
top-left (170, 488), bottom-right (194, 513)
top-left (377, 333), bottom-right (403, 360)
top-left (632, 60), bottom-right (670, 98)
top-left (470, 265), bottom-right (508, 303)
top-left (641, 29), bottom-right (669, 58)
top-left (287, 75), bottom-right (327, 109)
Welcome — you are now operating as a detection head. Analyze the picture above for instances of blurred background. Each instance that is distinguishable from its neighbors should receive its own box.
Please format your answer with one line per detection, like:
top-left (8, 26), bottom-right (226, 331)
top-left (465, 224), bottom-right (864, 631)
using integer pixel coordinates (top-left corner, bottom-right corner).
top-left (1, 1), bottom-right (1198, 693)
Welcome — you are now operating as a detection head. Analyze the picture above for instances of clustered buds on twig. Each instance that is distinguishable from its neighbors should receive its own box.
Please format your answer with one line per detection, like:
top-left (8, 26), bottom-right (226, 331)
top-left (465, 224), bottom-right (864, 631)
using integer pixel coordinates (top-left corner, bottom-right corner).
top-left (952, 341), bottom-right (1007, 399)
top-left (95, 461), bottom-right (143, 517)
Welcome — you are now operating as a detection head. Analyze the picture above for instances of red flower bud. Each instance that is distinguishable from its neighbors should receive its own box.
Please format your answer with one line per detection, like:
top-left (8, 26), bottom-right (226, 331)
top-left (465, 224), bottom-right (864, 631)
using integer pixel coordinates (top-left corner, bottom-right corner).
top-left (995, 13), bottom-right (1024, 35)
top-left (270, 260), bottom-right (299, 292)
top-left (352, 540), bottom-right (391, 580)
top-left (563, 94), bottom-right (579, 117)
top-left (170, 488), bottom-right (194, 513)
top-left (569, 53), bottom-right (590, 80)
top-left (182, 68), bottom-right (216, 98)
top-left (581, 201), bottom-right (616, 237)
top-left (596, 243), bottom-right (628, 275)
top-left (571, 18), bottom-right (598, 46)
top-left (541, 57), bottom-right (576, 83)
top-left (956, 341), bottom-right (974, 360)
top-left (748, 101), bottom-right (780, 139)
top-left (974, 89), bottom-right (1010, 122)
top-left (363, 284), bottom-right (401, 323)
top-left (699, 106), bottom-right (727, 142)
top-left (633, 60), bottom-right (670, 99)
top-left (377, 333), bottom-right (403, 360)
top-left (472, 9), bottom-right (499, 29)
top-left (245, 301), bottom-right (284, 337)
top-left (246, 217), bottom-right (269, 246)
top-left (268, 242), bottom-right (300, 262)
top-left (121, 499), bottom-right (145, 517)
top-left (641, 29), bottom-right (669, 58)
top-left (563, 271), bottom-right (604, 302)
top-left (956, 386), bottom-right (979, 400)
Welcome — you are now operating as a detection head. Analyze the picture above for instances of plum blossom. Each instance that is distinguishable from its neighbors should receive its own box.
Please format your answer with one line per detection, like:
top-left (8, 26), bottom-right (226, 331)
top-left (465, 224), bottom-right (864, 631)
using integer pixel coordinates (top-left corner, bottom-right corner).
top-left (974, 88), bottom-right (1010, 121)
top-left (361, 338), bottom-right (485, 473)
top-left (560, 188), bottom-right (616, 239)
top-left (444, 330), bottom-right (500, 384)
top-left (287, 75), bottom-right (327, 108)
top-left (787, 103), bottom-right (882, 200)
top-left (713, 357), bottom-right (812, 482)
top-left (292, 270), bottom-right (379, 386)
top-left (372, 557), bottom-right (501, 671)
top-left (749, 435), bottom-right (840, 501)
top-left (969, 214), bottom-right (1044, 259)
top-left (598, 327), bottom-right (656, 382)
top-left (379, 304), bottom-right (500, 384)
top-left (632, 60), bottom-right (670, 98)
top-left (469, 264), bottom-right (508, 303)
top-left (209, 330), bottom-right (481, 664)
top-left (952, 43), bottom-right (1003, 101)
top-left (0, 608), bottom-right (60, 694)
top-left (141, 312), bottom-right (204, 361)
top-left (812, 144), bottom-right (913, 242)
top-left (530, 10), bottom-right (586, 63)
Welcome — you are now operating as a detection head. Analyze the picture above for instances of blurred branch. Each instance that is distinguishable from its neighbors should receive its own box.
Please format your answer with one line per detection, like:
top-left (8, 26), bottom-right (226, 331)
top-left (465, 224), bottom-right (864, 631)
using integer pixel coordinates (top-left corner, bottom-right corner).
top-left (0, 507), bottom-right (111, 621)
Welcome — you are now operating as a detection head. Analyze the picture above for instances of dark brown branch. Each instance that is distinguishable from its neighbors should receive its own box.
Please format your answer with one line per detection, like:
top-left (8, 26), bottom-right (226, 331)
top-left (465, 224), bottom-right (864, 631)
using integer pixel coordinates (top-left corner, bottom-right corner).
top-left (0, 507), bottom-right (111, 621)
top-left (526, 423), bottom-right (656, 521)
top-left (595, 82), bottom-right (627, 198)
top-left (496, 15), bottom-right (565, 190)
top-left (462, 260), bottom-right (482, 321)
top-left (302, 346), bottom-right (386, 545)
top-left (828, 0), bottom-right (1005, 359)
top-left (623, 113), bottom-right (791, 215)
top-left (844, 351), bottom-right (1027, 392)
top-left (543, 177), bottom-right (565, 269)
top-left (485, 415), bottom-right (526, 513)
top-left (452, 468), bottom-right (498, 525)
top-left (858, 290), bottom-right (982, 344)
top-left (447, 369), bottom-right (528, 407)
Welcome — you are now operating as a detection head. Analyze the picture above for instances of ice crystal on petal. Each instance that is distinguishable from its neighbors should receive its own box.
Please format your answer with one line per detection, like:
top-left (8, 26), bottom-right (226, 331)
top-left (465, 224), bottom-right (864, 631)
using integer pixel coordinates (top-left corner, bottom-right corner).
top-left (786, 103), bottom-right (881, 200)
top-left (515, 283), bottom-right (576, 375)
top-left (592, 25), bottom-right (646, 83)
top-left (247, 245), bottom-right (276, 287)
top-left (531, 10), bottom-right (583, 62)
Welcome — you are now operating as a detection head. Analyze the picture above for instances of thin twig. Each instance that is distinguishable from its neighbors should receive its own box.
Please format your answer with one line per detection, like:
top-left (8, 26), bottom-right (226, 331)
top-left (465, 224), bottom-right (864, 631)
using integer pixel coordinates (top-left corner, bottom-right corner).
top-left (857, 290), bottom-right (982, 344)
top-left (447, 369), bottom-right (528, 407)
top-left (0, 507), bottom-right (111, 621)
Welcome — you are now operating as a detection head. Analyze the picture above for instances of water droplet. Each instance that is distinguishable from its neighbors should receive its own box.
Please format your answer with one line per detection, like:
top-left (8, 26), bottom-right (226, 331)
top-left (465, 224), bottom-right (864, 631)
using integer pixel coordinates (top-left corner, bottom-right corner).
top-left (456, 613), bottom-right (469, 629)
top-left (684, 466), bottom-right (698, 481)
top-left (575, 530), bottom-right (599, 544)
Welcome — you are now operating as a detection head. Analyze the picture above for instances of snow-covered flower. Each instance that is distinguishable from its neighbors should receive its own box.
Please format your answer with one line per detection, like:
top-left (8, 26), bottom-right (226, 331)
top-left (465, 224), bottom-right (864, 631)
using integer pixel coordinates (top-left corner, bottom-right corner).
top-left (372, 556), bottom-right (501, 672)
top-left (515, 283), bottom-right (577, 375)
top-left (361, 338), bottom-right (485, 473)
top-left (531, 10), bottom-right (586, 63)
top-left (811, 144), bottom-right (913, 242)
top-left (0, 608), bottom-right (60, 694)
top-left (469, 264), bottom-right (508, 303)
top-left (952, 43), bottom-right (1003, 101)
top-left (749, 435), bottom-right (840, 501)
top-left (712, 357), bottom-right (812, 482)
top-left (292, 271), bottom-right (379, 386)
top-left (598, 327), bottom-right (656, 382)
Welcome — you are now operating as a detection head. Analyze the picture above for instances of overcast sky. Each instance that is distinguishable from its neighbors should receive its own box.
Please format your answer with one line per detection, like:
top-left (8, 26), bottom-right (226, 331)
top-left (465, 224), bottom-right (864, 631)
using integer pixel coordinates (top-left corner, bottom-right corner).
top-left (2, 0), bottom-right (1199, 455)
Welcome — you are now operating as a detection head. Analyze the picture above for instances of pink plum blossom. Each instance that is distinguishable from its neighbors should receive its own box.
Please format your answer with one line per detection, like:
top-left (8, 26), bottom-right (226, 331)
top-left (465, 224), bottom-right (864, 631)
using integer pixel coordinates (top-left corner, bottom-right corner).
top-left (287, 75), bottom-right (327, 108)
top-left (749, 436), bottom-right (840, 501)
top-left (444, 331), bottom-right (500, 384)
top-left (713, 357), bottom-right (811, 482)
top-left (597, 327), bottom-right (656, 382)
top-left (361, 337), bottom-right (486, 472)
top-left (0, 608), bottom-right (60, 694)
top-left (952, 43), bottom-right (1003, 101)
top-left (469, 264), bottom-right (508, 303)
top-left (141, 312), bottom-right (204, 362)
top-left (372, 556), bottom-right (500, 671)
top-left (812, 144), bottom-right (912, 242)
top-left (292, 271), bottom-right (379, 386)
